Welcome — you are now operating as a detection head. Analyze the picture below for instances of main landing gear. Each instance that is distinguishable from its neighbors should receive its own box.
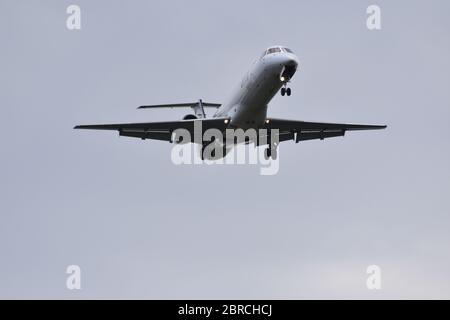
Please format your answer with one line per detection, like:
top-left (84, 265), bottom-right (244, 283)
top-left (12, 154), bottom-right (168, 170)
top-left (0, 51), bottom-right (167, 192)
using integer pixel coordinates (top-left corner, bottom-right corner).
top-left (264, 143), bottom-right (278, 160)
top-left (280, 86), bottom-right (291, 96)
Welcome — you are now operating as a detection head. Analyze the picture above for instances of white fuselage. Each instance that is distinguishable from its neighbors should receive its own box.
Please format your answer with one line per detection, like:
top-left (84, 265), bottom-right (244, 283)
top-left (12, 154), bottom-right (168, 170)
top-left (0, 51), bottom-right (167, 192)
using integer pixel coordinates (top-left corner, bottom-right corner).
top-left (214, 47), bottom-right (299, 130)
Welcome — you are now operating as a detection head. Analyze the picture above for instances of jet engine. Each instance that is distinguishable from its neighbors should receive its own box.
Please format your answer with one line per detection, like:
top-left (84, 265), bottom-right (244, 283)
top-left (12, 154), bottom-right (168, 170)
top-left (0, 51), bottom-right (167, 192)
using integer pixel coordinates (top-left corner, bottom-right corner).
top-left (183, 114), bottom-right (198, 120)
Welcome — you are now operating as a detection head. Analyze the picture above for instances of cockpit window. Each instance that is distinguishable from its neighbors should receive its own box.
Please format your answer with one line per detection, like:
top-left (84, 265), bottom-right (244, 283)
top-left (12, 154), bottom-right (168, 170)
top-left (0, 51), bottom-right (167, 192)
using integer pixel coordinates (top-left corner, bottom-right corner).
top-left (283, 47), bottom-right (293, 53)
top-left (261, 47), bottom-right (286, 59)
top-left (267, 47), bottom-right (282, 54)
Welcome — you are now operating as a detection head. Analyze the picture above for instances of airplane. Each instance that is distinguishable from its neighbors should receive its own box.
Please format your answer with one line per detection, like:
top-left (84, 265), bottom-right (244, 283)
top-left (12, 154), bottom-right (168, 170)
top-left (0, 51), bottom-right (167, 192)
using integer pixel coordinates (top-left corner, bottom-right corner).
top-left (74, 45), bottom-right (386, 160)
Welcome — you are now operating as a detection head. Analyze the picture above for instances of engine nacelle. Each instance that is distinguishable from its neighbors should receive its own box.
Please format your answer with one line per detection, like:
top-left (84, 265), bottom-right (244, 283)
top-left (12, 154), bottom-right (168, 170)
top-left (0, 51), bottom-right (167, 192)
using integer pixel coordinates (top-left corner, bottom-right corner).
top-left (183, 114), bottom-right (198, 120)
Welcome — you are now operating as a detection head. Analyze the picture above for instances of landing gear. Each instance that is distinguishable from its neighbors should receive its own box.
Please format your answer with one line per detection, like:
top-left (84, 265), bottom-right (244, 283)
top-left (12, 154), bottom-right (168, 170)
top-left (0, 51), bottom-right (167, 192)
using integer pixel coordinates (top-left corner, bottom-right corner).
top-left (264, 144), bottom-right (278, 160)
top-left (264, 147), bottom-right (271, 159)
top-left (201, 144), bottom-right (206, 160)
top-left (281, 85), bottom-right (291, 96)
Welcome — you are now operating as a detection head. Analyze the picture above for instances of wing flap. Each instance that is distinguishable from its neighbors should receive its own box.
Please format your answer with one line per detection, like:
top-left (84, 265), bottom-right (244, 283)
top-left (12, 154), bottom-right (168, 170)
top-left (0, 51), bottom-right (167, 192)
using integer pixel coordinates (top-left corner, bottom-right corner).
top-left (261, 118), bottom-right (386, 143)
top-left (119, 130), bottom-right (172, 141)
top-left (74, 118), bottom-right (230, 143)
top-left (297, 130), bottom-right (345, 142)
top-left (265, 118), bottom-right (386, 132)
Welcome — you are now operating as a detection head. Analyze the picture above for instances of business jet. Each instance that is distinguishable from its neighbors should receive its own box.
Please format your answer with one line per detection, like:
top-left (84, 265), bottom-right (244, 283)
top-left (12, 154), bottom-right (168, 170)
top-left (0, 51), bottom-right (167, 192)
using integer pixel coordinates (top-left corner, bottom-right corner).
top-left (75, 46), bottom-right (386, 159)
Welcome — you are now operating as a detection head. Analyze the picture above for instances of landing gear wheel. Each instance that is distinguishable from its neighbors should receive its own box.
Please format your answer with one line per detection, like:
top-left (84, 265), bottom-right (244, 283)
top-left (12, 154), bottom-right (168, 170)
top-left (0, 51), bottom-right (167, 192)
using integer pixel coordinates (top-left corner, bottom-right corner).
top-left (201, 143), bottom-right (207, 160)
top-left (264, 146), bottom-right (278, 160)
top-left (264, 147), bottom-right (271, 160)
top-left (271, 147), bottom-right (278, 160)
top-left (286, 88), bottom-right (291, 96)
top-left (281, 87), bottom-right (286, 96)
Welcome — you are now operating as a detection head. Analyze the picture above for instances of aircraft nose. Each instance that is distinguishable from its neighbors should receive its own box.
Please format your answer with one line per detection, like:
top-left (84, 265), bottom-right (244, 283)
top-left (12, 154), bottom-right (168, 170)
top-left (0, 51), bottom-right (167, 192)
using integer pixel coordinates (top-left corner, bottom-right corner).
top-left (284, 56), bottom-right (299, 68)
top-left (279, 55), bottom-right (299, 81)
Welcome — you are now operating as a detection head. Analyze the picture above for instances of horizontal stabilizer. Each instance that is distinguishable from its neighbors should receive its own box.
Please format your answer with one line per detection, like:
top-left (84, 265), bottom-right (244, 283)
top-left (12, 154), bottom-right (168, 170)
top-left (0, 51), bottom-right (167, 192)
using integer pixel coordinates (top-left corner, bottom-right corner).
top-left (138, 102), bottom-right (221, 109)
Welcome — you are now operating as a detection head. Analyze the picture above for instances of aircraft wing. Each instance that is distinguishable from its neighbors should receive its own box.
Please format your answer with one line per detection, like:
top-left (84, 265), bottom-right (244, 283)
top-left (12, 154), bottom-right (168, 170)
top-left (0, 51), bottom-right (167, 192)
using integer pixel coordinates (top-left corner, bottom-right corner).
top-left (75, 117), bottom-right (386, 144)
top-left (262, 118), bottom-right (387, 143)
top-left (74, 118), bottom-right (230, 143)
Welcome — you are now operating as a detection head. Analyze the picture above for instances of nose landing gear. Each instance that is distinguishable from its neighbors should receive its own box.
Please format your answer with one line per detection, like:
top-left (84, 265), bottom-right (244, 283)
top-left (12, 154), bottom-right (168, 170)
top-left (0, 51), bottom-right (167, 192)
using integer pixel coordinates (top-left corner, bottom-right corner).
top-left (281, 85), bottom-right (291, 96)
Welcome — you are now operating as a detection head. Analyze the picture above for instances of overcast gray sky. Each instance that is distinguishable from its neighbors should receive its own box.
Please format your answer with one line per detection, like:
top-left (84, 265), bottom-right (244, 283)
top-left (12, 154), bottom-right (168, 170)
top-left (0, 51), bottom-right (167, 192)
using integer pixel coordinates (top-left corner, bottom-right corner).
top-left (1, 0), bottom-right (450, 299)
